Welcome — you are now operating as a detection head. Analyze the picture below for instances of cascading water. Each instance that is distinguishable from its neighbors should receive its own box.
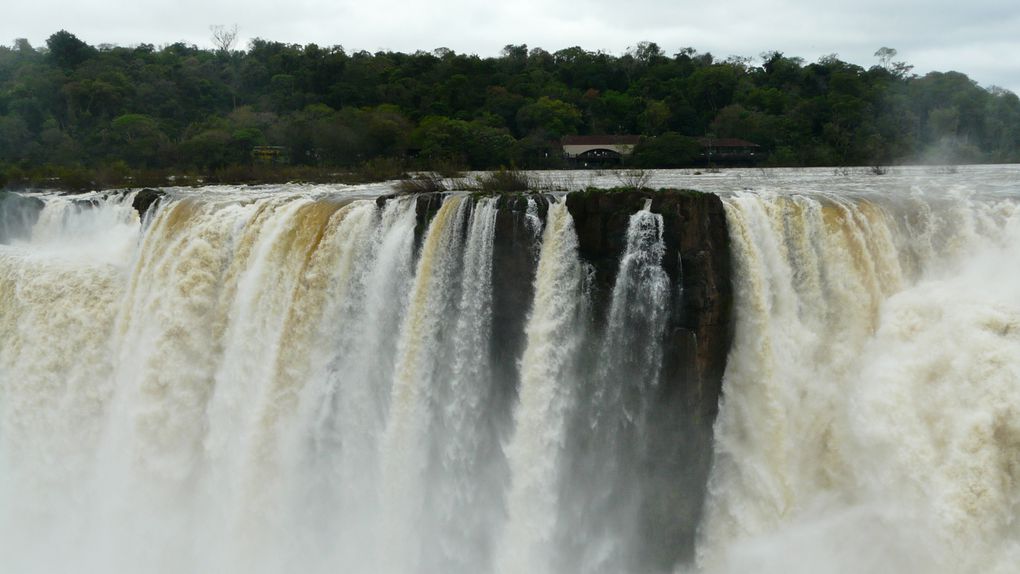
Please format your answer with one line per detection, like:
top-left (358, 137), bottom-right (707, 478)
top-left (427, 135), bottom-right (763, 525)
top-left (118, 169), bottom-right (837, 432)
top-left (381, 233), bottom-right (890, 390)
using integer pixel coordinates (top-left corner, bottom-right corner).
top-left (700, 186), bottom-right (1020, 574)
top-left (496, 200), bottom-right (587, 574)
top-left (3, 167), bottom-right (1020, 574)
top-left (559, 198), bottom-right (673, 573)
top-left (0, 188), bottom-right (683, 574)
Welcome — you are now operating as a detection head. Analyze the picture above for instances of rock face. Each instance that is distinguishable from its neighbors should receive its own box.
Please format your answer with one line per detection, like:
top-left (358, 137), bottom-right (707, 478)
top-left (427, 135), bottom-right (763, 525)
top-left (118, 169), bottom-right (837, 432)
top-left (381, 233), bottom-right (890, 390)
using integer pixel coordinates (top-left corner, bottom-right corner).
top-left (566, 189), bottom-right (731, 568)
top-left (489, 195), bottom-right (546, 430)
top-left (131, 188), bottom-right (165, 219)
top-left (565, 189), bottom-right (731, 419)
top-left (0, 191), bottom-right (45, 243)
top-left (381, 189), bottom-right (732, 570)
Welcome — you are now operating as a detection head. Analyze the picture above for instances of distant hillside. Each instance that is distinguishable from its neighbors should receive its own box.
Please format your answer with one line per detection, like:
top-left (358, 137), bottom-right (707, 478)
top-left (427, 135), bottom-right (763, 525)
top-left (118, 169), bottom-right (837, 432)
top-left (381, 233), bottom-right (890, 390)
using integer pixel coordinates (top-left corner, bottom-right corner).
top-left (2, 32), bottom-right (1018, 186)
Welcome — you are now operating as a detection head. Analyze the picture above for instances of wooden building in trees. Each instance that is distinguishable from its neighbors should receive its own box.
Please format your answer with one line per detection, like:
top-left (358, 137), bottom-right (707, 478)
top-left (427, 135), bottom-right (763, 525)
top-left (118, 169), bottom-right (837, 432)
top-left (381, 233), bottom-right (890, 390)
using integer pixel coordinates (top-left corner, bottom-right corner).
top-left (252, 146), bottom-right (289, 164)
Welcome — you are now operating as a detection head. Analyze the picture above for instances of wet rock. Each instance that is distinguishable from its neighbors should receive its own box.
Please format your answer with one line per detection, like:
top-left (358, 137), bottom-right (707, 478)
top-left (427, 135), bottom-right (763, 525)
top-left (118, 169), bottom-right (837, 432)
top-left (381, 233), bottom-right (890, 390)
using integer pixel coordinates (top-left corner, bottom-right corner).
top-left (565, 188), bottom-right (731, 408)
top-left (565, 188), bottom-right (732, 568)
top-left (489, 194), bottom-right (546, 419)
top-left (132, 188), bottom-right (165, 219)
top-left (0, 191), bottom-right (45, 243)
top-left (380, 188), bottom-right (733, 569)
top-left (385, 188), bottom-right (732, 428)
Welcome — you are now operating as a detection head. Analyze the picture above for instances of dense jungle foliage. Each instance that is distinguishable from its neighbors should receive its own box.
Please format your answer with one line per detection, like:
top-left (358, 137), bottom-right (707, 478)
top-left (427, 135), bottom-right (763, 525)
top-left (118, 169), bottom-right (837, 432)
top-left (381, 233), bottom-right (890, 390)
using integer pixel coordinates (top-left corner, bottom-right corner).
top-left (1, 31), bottom-right (1019, 188)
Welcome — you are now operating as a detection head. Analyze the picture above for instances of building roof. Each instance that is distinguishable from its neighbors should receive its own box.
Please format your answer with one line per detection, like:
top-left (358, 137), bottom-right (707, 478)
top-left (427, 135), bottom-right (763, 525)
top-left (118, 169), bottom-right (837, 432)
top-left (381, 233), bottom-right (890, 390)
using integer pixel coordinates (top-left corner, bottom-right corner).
top-left (562, 135), bottom-right (642, 145)
top-left (697, 137), bottom-right (760, 148)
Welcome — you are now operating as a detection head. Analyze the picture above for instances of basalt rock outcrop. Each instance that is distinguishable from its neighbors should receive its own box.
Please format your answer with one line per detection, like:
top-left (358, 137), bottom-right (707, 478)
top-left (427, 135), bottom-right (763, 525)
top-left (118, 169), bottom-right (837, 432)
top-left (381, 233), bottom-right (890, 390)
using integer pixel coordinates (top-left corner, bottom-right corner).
top-left (385, 189), bottom-right (732, 568)
top-left (565, 189), bottom-right (731, 419)
top-left (0, 191), bottom-right (45, 243)
top-left (565, 189), bottom-right (731, 568)
top-left (488, 195), bottom-right (546, 430)
top-left (131, 188), bottom-right (165, 219)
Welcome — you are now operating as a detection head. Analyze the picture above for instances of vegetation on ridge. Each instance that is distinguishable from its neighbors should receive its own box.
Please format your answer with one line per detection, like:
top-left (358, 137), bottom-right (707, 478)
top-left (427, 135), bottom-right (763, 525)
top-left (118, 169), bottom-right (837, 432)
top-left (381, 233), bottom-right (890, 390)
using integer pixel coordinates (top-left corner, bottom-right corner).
top-left (2, 31), bottom-right (1019, 190)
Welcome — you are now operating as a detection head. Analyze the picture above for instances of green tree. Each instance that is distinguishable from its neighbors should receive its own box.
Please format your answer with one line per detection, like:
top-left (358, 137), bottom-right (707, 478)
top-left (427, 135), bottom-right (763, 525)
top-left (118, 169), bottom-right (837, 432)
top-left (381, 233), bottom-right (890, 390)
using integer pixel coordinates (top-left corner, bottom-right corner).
top-left (631, 132), bottom-right (700, 167)
top-left (412, 116), bottom-right (514, 168)
top-left (108, 113), bottom-right (168, 166)
top-left (46, 30), bottom-right (96, 70)
top-left (638, 100), bottom-right (670, 135)
top-left (516, 96), bottom-right (582, 138)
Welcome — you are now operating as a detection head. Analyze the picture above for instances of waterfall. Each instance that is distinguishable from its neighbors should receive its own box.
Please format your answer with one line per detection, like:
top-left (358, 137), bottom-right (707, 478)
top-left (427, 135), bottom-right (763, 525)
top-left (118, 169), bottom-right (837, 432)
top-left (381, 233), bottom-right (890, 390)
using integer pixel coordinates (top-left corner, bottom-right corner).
top-left (289, 197), bottom-right (418, 571)
top-left (700, 190), bottom-right (1020, 574)
top-left (427, 197), bottom-right (502, 573)
top-left (0, 192), bottom-right (142, 573)
top-left (4, 172), bottom-right (1020, 574)
top-left (564, 198), bottom-right (673, 572)
top-left (378, 195), bottom-right (471, 571)
top-left (595, 199), bottom-right (670, 426)
top-left (496, 200), bottom-right (586, 574)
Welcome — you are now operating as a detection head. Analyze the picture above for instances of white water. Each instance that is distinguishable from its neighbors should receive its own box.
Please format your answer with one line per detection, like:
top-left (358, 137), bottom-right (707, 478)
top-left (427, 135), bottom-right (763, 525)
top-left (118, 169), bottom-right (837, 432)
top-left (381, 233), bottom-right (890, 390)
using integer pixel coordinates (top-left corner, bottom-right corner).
top-left (497, 201), bottom-right (586, 574)
top-left (4, 168), bottom-right (1020, 574)
top-left (700, 186), bottom-right (1020, 574)
top-left (564, 199), bottom-right (673, 573)
top-left (0, 189), bottom-right (663, 574)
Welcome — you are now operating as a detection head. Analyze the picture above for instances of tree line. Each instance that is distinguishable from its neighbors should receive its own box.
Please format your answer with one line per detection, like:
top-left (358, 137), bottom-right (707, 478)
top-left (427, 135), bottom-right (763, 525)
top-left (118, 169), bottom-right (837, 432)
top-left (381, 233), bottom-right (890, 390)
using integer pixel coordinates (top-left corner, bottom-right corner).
top-left (1, 30), bottom-right (1019, 187)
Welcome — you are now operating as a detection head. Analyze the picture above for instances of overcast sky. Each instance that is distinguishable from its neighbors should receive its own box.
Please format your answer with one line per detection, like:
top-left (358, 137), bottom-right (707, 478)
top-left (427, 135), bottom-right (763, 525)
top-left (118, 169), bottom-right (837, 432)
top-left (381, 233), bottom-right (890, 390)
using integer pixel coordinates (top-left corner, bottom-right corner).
top-left (6, 0), bottom-right (1020, 93)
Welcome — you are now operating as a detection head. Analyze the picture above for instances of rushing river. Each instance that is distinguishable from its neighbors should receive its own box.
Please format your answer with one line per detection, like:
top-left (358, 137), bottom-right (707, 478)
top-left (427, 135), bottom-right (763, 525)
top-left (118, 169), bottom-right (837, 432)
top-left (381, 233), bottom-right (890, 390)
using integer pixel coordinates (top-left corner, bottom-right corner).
top-left (1, 166), bottom-right (1020, 573)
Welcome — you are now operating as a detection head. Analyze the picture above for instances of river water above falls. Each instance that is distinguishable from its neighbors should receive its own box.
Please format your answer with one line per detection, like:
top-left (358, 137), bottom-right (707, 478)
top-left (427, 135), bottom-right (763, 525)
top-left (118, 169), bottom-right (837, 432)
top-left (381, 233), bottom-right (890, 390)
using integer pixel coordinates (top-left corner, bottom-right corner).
top-left (2, 166), bottom-right (1020, 573)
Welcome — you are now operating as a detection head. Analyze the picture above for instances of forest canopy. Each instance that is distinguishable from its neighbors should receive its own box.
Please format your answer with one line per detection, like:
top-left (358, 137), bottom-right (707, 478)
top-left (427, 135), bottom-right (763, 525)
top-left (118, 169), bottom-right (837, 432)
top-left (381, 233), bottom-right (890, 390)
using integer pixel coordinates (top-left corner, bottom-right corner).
top-left (1, 31), bottom-right (1019, 186)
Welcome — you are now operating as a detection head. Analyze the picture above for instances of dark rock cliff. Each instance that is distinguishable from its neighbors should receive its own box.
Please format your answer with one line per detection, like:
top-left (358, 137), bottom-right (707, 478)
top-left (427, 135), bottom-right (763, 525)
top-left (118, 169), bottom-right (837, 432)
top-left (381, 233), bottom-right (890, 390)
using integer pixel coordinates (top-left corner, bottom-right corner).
top-left (488, 195), bottom-right (546, 433)
top-left (565, 189), bottom-right (731, 420)
top-left (132, 188), bottom-right (165, 219)
top-left (384, 189), bottom-right (732, 571)
top-left (565, 189), bottom-right (731, 569)
top-left (0, 191), bottom-right (45, 243)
